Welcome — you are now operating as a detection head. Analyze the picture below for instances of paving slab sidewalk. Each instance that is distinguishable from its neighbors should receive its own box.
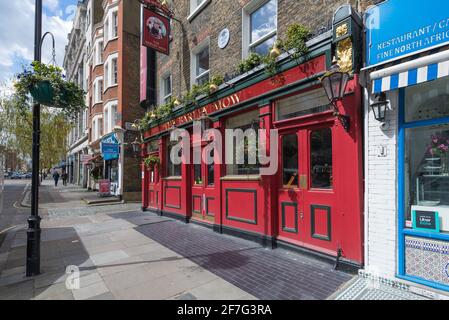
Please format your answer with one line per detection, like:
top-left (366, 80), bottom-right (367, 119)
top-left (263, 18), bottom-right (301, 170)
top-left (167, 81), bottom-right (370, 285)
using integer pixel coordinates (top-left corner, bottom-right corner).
top-left (0, 211), bottom-right (255, 300)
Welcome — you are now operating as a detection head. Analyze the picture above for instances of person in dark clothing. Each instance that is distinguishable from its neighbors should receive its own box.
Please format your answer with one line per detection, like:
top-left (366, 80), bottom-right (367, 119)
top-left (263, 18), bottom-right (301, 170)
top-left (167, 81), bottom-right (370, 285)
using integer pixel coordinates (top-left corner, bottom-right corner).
top-left (53, 171), bottom-right (60, 187)
top-left (61, 172), bottom-right (68, 186)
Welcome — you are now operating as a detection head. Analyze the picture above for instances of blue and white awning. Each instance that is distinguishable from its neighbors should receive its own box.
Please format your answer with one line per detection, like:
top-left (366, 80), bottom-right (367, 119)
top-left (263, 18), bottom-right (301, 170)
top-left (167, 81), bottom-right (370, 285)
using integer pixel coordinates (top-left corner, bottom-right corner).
top-left (372, 60), bottom-right (449, 94)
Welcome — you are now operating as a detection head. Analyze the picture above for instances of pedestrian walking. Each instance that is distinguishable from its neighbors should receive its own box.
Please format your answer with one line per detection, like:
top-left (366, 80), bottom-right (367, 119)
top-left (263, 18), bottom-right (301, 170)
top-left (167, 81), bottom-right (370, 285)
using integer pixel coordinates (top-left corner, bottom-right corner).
top-left (53, 170), bottom-right (60, 187)
top-left (62, 171), bottom-right (68, 186)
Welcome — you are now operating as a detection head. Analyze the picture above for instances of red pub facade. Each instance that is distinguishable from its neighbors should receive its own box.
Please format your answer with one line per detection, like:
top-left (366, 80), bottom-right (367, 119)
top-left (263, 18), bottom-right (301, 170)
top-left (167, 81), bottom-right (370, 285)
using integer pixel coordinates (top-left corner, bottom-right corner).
top-left (140, 3), bottom-right (365, 268)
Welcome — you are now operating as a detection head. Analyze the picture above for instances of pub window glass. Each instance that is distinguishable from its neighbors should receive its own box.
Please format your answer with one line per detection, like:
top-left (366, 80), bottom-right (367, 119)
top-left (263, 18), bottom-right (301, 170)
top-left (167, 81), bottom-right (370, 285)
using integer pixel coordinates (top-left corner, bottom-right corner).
top-left (207, 149), bottom-right (214, 186)
top-left (282, 134), bottom-right (298, 187)
top-left (167, 144), bottom-right (181, 177)
top-left (404, 123), bottom-right (449, 233)
top-left (310, 128), bottom-right (333, 189)
top-left (194, 164), bottom-right (202, 184)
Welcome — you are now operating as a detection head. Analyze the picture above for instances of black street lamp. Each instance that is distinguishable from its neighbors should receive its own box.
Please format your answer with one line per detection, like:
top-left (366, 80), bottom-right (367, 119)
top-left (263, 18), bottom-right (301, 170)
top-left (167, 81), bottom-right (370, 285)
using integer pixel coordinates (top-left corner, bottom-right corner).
top-left (27, 0), bottom-right (43, 277)
top-left (370, 93), bottom-right (388, 123)
top-left (131, 137), bottom-right (142, 155)
top-left (27, 0), bottom-right (58, 277)
top-left (320, 61), bottom-right (351, 132)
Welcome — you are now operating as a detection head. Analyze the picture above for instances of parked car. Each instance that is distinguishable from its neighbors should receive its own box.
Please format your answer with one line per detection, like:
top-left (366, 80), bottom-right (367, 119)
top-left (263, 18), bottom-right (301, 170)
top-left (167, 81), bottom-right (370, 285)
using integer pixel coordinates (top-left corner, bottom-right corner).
top-left (10, 172), bottom-right (22, 179)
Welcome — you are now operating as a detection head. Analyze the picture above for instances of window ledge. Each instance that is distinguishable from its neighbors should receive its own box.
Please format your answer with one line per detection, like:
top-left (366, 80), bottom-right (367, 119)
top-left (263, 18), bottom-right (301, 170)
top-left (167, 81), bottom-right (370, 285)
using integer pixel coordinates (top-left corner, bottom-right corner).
top-left (187, 0), bottom-right (211, 22)
top-left (221, 175), bottom-right (261, 181)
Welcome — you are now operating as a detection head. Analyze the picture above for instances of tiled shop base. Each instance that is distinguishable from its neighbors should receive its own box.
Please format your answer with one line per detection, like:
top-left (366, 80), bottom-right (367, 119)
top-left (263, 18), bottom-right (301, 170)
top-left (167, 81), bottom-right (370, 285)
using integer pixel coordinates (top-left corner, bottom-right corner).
top-left (335, 271), bottom-right (429, 300)
top-left (132, 215), bottom-right (352, 300)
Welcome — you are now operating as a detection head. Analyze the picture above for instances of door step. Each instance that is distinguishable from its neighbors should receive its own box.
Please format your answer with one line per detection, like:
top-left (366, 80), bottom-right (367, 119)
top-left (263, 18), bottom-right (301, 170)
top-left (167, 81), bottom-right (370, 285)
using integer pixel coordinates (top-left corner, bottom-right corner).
top-left (83, 197), bottom-right (123, 205)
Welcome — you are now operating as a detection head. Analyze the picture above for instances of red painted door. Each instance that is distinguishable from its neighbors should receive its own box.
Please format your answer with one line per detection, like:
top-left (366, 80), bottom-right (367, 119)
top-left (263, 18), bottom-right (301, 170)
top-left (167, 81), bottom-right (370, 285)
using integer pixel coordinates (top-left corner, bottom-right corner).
top-left (191, 145), bottom-right (216, 223)
top-left (277, 124), bottom-right (338, 256)
top-left (148, 153), bottom-right (160, 210)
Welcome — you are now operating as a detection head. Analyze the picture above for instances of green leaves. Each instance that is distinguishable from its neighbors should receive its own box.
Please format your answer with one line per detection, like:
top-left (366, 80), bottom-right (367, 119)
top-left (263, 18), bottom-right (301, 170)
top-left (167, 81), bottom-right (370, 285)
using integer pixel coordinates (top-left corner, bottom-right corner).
top-left (143, 155), bottom-right (161, 169)
top-left (13, 61), bottom-right (86, 120)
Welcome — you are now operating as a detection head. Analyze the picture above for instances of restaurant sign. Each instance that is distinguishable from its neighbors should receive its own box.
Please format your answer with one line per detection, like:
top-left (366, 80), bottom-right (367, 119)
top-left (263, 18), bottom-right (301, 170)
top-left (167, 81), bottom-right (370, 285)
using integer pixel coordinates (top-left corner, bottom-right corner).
top-left (365, 0), bottom-right (449, 67)
top-left (101, 133), bottom-right (120, 161)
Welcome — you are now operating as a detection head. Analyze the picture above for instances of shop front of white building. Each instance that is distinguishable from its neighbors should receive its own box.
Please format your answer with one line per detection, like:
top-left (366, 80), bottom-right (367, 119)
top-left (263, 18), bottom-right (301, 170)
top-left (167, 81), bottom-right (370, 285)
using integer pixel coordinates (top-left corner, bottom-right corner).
top-left (363, 0), bottom-right (449, 295)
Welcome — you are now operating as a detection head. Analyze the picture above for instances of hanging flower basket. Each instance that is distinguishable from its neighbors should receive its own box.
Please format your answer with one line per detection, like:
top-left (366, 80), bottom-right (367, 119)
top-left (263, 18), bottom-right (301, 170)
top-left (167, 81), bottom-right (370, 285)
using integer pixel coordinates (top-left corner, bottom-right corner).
top-left (29, 80), bottom-right (55, 106)
top-left (13, 61), bottom-right (86, 119)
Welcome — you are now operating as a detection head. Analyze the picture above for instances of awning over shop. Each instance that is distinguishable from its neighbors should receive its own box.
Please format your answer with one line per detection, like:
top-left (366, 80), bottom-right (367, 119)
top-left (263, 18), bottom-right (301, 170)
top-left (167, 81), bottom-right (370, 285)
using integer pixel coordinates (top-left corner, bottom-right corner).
top-left (370, 50), bottom-right (449, 94)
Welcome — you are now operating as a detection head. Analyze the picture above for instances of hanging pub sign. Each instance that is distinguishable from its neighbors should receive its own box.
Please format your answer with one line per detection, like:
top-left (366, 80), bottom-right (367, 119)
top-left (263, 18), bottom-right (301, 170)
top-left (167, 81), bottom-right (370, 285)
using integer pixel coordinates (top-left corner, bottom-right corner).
top-left (142, 7), bottom-right (170, 55)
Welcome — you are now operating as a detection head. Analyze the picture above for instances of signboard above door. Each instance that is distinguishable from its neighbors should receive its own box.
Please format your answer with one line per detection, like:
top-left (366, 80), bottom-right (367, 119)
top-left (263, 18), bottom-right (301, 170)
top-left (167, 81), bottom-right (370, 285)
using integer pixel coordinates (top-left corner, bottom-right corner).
top-left (365, 0), bottom-right (449, 67)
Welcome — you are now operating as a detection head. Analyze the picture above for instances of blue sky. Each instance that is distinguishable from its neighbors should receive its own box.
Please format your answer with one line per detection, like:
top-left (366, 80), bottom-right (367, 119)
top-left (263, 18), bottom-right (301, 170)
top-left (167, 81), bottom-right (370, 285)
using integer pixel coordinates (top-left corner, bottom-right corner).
top-left (0, 0), bottom-right (78, 92)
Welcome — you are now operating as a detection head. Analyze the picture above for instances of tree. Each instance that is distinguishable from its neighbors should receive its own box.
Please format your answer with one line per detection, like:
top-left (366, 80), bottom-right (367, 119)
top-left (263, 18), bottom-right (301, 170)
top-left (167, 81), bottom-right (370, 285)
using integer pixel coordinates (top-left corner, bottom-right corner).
top-left (0, 94), bottom-right (72, 170)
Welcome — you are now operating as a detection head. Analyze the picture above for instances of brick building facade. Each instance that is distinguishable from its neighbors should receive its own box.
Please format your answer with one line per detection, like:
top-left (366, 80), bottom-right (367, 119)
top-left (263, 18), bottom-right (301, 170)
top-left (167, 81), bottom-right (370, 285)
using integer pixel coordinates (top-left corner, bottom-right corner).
top-left (139, 0), bottom-right (384, 269)
top-left (80, 0), bottom-right (144, 201)
top-left (152, 0), bottom-right (381, 102)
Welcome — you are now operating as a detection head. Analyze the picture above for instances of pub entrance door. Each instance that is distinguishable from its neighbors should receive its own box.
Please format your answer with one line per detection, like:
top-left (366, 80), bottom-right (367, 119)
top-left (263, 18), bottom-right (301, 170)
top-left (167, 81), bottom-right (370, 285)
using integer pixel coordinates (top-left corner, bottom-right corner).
top-left (191, 144), bottom-right (216, 223)
top-left (277, 123), bottom-right (339, 256)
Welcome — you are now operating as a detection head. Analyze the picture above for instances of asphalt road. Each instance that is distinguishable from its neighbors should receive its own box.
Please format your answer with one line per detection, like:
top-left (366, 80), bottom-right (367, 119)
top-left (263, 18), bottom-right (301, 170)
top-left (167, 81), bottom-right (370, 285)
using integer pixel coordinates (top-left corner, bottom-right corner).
top-left (0, 179), bottom-right (30, 248)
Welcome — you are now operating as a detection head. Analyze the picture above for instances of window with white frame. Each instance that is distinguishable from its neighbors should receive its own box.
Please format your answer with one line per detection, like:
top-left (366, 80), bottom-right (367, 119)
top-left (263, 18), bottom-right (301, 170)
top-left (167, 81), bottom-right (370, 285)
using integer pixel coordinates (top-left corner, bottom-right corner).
top-left (104, 108), bottom-right (109, 135)
top-left (95, 40), bottom-right (103, 65)
top-left (112, 11), bottom-right (118, 38)
top-left (103, 101), bottom-right (118, 134)
top-left (191, 40), bottom-right (209, 86)
top-left (112, 58), bottom-right (118, 85)
top-left (94, 77), bottom-right (103, 104)
top-left (160, 74), bottom-right (172, 104)
top-left (104, 53), bottom-right (118, 90)
top-left (189, 0), bottom-right (210, 19)
top-left (104, 19), bottom-right (109, 43)
top-left (104, 6), bottom-right (118, 44)
top-left (242, 0), bottom-right (277, 58)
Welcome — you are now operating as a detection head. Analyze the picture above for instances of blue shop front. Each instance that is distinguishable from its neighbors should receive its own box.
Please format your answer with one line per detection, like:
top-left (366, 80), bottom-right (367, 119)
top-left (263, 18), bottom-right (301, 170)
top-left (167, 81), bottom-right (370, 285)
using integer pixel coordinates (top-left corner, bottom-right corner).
top-left (101, 133), bottom-right (120, 196)
top-left (363, 0), bottom-right (449, 295)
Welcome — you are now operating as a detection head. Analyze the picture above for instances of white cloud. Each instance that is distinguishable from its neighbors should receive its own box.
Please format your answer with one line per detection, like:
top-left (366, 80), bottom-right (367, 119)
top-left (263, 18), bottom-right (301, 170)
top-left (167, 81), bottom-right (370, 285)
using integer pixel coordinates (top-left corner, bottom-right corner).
top-left (0, 0), bottom-right (72, 90)
top-left (43, 0), bottom-right (60, 14)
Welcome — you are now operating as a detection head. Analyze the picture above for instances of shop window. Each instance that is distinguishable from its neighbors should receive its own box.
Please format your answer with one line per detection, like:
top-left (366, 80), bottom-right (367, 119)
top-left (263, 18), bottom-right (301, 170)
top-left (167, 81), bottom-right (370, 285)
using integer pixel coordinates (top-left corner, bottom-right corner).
top-left (276, 88), bottom-right (330, 121)
top-left (226, 110), bottom-right (260, 175)
top-left (282, 134), bottom-right (298, 187)
top-left (310, 128), bottom-right (333, 189)
top-left (404, 123), bottom-right (449, 233)
top-left (167, 144), bottom-right (181, 177)
top-left (405, 77), bottom-right (449, 123)
top-left (243, 0), bottom-right (277, 57)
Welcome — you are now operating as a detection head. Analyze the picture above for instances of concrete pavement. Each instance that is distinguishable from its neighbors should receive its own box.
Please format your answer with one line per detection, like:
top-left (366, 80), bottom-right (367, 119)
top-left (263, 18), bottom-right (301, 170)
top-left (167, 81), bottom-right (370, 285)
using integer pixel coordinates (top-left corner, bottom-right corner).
top-left (0, 180), bottom-right (255, 300)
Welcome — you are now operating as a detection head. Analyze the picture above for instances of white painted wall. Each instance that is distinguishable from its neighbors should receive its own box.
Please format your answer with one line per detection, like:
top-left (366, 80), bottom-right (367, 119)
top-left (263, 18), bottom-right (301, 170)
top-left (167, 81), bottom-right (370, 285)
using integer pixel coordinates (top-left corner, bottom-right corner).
top-left (365, 89), bottom-right (399, 278)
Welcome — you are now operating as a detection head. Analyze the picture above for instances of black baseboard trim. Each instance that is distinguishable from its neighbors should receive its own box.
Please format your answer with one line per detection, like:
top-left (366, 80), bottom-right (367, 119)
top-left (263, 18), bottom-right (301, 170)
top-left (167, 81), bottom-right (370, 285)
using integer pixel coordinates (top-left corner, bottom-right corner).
top-left (274, 239), bottom-right (361, 274)
top-left (161, 210), bottom-right (190, 223)
top-left (141, 207), bottom-right (147, 212)
top-left (190, 218), bottom-right (214, 230)
top-left (220, 225), bottom-right (276, 249)
top-left (213, 224), bottom-right (222, 234)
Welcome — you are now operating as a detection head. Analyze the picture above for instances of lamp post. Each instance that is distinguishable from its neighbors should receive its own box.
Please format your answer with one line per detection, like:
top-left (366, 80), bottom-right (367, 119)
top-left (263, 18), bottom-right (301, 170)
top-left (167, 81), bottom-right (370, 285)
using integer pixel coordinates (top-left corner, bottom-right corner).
top-left (27, 0), bottom-right (43, 277)
top-left (320, 61), bottom-right (351, 132)
top-left (27, 0), bottom-right (58, 277)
